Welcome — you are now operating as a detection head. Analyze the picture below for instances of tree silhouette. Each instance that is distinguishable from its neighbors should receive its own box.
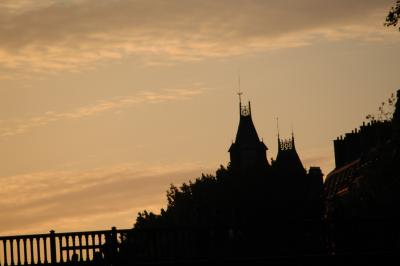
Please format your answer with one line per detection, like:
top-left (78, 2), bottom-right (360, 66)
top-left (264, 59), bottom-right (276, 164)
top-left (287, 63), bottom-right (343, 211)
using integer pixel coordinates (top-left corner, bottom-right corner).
top-left (385, 0), bottom-right (400, 31)
top-left (366, 92), bottom-right (396, 122)
top-left (115, 155), bottom-right (326, 266)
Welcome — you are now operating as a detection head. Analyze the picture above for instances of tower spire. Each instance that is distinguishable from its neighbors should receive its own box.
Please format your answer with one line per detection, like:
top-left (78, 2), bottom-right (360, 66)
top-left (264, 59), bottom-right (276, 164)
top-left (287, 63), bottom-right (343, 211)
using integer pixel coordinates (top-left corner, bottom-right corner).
top-left (291, 122), bottom-right (296, 149)
top-left (229, 99), bottom-right (269, 168)
top-left (237, 71), bottom-right (242, 114)
top-left (277, 117), bottom-right (281, 151)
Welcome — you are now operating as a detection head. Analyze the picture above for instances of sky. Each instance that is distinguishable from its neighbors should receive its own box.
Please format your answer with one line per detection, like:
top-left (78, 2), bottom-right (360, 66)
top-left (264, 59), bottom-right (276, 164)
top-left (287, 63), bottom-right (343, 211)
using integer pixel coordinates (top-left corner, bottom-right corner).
top-left (0, 0), bottom-right (399, 235)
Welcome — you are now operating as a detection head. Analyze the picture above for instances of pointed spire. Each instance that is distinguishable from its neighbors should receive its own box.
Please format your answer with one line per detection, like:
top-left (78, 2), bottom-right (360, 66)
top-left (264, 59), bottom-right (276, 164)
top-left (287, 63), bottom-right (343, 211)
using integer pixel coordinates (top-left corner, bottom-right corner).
top-left (291, 122), bottom-right (295, 149)
top-left (248, 101), bottom-right (251, 116)
top-left (237, 71), bottom-right (242, 115)
top-left (238, 91), bottom-right (243, 115)
top-left (277, 117), bottom-right (281, 151)
top-left (229, 99), bottom-right (268, 168)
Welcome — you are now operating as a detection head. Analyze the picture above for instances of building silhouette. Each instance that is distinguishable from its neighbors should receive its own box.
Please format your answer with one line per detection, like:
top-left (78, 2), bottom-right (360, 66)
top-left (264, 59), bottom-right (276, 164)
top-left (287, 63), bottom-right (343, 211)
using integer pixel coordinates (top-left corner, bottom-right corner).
top-left (324, 90), bottom-right (400, 253)
top-left (228, 100), bottom-right (268, 169)
top-left (225, 96), bottom-right (325, 255)
top-left (229, 97), bottom-right (323, 210)
top-left (114, 95), bottom-right (331, 264)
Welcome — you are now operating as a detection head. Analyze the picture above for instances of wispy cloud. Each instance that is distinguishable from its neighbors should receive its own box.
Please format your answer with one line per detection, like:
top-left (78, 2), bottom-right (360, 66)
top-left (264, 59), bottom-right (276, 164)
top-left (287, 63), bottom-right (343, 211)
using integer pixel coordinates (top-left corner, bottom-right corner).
top-left (0, 0), bottom-right (396, 75)
top-left (0, 162), bottom-right (212, 235)
top-left (0, 86), bottom-right (206, 138)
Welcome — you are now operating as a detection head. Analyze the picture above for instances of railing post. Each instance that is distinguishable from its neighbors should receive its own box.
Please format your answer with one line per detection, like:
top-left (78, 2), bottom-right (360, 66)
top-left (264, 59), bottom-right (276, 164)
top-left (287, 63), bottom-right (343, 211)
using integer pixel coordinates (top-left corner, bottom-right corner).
top-left (106, 227), bottom-right (118, 264)
top-left (29, 238), bottom-right (34, 265)
top-left (112, 226), bottom-right (118, 246)
top-left (4, 239), bottom-right (9, 266)
top-left (10, 239), bottom-right (14, 266)
top-left (49, 230), bottom-right (57, 264)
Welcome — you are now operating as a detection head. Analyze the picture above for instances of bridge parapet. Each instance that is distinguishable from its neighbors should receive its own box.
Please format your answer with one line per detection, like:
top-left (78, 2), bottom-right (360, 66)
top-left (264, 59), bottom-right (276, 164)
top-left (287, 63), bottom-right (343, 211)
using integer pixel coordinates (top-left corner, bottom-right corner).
top-left (0, 227), bottom-right (130, 265)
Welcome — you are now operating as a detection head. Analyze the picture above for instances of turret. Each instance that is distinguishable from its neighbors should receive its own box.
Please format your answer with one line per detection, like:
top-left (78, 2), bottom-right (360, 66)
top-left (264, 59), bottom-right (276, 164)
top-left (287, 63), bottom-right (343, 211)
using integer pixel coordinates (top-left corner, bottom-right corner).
top-left (274, 132), bottom-right (306, 177)
top-left (229, 96), bottom-right (268, 170)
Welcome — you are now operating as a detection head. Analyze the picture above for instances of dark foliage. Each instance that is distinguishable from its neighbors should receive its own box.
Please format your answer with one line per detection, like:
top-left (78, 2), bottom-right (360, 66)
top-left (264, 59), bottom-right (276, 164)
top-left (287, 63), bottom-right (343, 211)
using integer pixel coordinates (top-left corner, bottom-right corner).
top-left (385, 0), bottom-right (400, 31)
top-left (116, 159), bottom-right (325, 265)
top-left (366, 92), bottom-right (396, 122)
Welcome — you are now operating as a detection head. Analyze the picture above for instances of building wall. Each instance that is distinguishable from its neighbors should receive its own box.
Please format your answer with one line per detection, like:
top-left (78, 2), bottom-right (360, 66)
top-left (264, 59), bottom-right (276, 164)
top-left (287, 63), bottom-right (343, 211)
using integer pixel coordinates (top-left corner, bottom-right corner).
top-left (333, 120), bottom-right (392, 168)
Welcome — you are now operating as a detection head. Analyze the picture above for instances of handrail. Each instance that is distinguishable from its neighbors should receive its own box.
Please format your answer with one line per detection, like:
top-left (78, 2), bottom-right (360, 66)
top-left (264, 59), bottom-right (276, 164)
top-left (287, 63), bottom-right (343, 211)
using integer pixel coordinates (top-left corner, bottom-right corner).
top-left (0, 227), bottom-right (131, 265)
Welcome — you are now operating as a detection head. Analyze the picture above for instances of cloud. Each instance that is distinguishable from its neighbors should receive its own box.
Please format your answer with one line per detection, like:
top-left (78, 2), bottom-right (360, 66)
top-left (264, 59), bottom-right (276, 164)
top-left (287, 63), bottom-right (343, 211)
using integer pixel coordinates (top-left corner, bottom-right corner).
top-left (0, 162), bottom-right (212, 235)
top-left (0, 0), bottom-right (396, 75)
top-left (0, 86), bottom-right (206, 138)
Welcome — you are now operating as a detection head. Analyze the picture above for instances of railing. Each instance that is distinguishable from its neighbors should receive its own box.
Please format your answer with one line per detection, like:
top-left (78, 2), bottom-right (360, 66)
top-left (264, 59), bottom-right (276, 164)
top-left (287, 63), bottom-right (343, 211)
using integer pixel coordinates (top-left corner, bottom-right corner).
top-left (0, 227), bottom-right (130, 265)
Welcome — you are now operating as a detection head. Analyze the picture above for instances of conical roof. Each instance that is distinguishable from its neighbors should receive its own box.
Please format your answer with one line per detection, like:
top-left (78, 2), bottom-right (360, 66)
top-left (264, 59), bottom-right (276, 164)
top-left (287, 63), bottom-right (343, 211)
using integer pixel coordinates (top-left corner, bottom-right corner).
top-left (229, 101), bottom-right (267, 152)
top-left (228, 100), bottom-right (268, 168)
top-left (235, 114), bottom-right (262, 146)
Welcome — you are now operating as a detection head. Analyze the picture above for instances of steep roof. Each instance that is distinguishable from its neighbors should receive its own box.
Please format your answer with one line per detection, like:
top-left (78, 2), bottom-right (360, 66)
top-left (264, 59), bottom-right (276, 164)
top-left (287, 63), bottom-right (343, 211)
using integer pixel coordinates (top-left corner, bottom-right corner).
top-left (274, 137), bottom-right (305, 176)
top-left (229, 101), bottom-right (267, 152)
top-left (235, 114), bottom-right (262, 146)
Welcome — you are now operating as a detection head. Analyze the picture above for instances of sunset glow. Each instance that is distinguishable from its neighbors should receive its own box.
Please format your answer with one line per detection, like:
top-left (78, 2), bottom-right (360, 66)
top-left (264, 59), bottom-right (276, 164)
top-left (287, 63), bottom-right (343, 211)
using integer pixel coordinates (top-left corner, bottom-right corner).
top-left (0, 0), bottom-right (399, 235)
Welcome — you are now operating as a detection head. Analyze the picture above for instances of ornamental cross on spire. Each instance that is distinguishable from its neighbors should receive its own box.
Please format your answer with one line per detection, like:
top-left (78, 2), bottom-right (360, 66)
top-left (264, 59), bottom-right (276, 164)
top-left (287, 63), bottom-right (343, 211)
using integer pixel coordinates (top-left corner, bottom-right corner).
top-left (237, 71), bottom-right (242, 104)
top-left (238, 91), bottom-right (243, 104)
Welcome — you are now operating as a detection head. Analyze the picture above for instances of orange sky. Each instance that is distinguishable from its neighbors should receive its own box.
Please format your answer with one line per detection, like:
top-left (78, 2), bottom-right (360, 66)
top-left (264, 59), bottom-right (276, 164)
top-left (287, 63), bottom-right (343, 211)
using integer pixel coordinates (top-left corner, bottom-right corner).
top-left (0, 0), bottom-right (399, 235)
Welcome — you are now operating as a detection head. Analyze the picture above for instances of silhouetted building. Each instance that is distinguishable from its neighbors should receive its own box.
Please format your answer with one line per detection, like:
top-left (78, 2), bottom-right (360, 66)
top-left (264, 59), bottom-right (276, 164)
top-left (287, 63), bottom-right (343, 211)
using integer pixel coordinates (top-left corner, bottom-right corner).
top-left (118, 95), bottom-right (327, 264)
top-left (229, 100), bottom-right (268, 169)
top-left (227, 96), bottom-right (325, 254)
top-left (229, 96), bottom-right (323, 217)
top-left (333, 121), bottom-right (392, 168)
top-left (274, 134), bottom-right (307, 177)
top-left (324, 90), bottom-right (400, 254)
top-left (325, 120), bottom-right (393, 202)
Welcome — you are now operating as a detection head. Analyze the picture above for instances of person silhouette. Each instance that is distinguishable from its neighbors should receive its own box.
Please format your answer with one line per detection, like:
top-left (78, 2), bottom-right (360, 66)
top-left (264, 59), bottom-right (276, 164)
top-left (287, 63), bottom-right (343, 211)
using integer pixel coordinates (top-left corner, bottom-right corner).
top-left (71, 253), bottom-right (79, 264)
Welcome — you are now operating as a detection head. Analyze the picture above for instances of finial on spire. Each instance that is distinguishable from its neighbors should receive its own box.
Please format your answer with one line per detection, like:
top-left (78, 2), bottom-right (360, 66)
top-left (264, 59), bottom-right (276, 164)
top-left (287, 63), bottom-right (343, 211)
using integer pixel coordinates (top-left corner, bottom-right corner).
top-left (237, 71), bottom-right (242, 105)
top-left (277, 117), bottom-right (281, 151)
top-left (291, 122), bottom-right (294, 138)
top-left (237, 91), bottom-right (243, 104)
top-left (276, 117), bottom-right (280, 138)
top-left (291, 122), bottom-right (295, 148)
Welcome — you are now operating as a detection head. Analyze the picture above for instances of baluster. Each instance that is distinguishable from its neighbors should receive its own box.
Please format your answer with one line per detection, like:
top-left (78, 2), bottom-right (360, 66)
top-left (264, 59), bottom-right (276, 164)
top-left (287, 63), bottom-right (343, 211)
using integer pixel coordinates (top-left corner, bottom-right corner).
top-left (23, 238), bottom-right (27, 265)
top-left (97, 234), bottom-right (102, 257)
top-left (43, 237), bottom-right (48, 264)
top-left (102, 233), bottom-right (108, 262)
top-left (97, 234), bottom-right (101, 248)
top-left (36, 238), bottom-right (41, 264)
top-left (105, 233), bottom-right (109, 257)
top-left (58, 236), bottom-right (64, 263)
top-left (78, 235), bottom-right (83, 261)
top-left (87, 234), bottom-right (91, 259)
top-left (16, 238), bottom-right (21, 266)
top-left (10, 239), bottom-right (14, 266)
top-left (71, 235), bottom-right (76, 261)
top-left (29, 239), bottom-right (34, 265)
top-left (49, 231), bottom-right (56, 264)
top-left (3, 239), bottom-right (9, 266)
top-left (83, 234), bottom-right (89, 261)
top-left (99, 234), bottom-right (103, 256)
top-left (91, 234), bottom-right (96, 255)
top-left (65, 236), bottom-right (70, 262)
top-left (99, 234), bottom-right (103, 250)
top-left (88, 234), bottom-right (93, 261)
top-left (88, 234), bottom-right (92, 260)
